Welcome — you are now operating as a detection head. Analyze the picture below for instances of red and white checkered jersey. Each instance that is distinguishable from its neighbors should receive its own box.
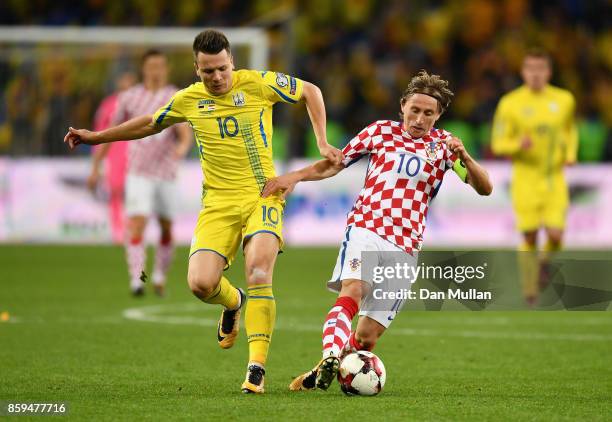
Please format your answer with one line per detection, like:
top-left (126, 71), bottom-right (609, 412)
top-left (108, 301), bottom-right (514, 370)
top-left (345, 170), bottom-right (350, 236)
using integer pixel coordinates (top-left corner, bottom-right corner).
top-left (113, 84), bottom-right (180, 180)
top-left (343, 120), bottom-right (462, 253)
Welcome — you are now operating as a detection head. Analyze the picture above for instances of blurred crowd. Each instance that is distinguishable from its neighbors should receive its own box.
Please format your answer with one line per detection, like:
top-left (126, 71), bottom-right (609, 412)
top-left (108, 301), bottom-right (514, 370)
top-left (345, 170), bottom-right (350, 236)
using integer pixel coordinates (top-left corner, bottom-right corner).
top-left (0, 0), bottom-right (610, 160)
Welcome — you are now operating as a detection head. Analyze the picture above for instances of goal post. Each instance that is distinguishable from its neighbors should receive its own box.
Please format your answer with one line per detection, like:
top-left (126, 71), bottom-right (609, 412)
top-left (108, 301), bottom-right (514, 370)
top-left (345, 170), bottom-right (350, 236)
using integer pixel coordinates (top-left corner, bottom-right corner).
top-left (0, 26), bottom-right (268, 69)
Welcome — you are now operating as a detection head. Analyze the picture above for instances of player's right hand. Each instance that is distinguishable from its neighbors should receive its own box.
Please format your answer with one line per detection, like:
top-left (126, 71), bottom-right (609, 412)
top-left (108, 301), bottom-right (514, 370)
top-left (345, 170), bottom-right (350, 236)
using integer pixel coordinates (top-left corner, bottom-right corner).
top-left (319, 144), bottom-right (344, 166)
top-left (64, 127), bottom-right (98, 150)
top-left (262, 175), bottom-right (298, 199)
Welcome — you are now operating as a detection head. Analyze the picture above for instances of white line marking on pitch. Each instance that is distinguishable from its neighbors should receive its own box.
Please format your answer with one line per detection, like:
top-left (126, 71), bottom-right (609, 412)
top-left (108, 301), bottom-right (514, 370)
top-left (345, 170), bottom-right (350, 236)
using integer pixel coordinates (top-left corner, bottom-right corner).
top-left (122, 303), bottom-right (612, 342)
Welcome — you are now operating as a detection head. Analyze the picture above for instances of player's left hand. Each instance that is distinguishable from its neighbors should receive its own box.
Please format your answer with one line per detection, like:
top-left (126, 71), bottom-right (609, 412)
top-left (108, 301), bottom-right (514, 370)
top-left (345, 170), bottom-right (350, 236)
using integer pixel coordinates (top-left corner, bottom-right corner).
top-left (445, 136), bottom-right (470, 162)
top-left (319, 144), bottom-right (343, 166)
top-left (262, 175), bottom-right (298, 199)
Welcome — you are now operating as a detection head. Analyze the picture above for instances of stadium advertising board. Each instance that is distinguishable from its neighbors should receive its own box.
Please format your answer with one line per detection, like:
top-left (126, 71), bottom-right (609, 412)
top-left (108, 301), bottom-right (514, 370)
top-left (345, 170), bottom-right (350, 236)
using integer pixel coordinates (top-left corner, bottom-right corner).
top-left (0, 158), bottom-right (610, 247)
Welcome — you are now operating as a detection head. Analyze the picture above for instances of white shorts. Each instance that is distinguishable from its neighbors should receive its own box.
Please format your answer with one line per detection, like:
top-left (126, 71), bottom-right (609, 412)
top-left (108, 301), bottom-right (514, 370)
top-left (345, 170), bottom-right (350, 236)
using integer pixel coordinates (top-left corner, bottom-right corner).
top-left (327, 226), bottom-right (418, 328)
top-left (125, 173), bottom-right (177, 219)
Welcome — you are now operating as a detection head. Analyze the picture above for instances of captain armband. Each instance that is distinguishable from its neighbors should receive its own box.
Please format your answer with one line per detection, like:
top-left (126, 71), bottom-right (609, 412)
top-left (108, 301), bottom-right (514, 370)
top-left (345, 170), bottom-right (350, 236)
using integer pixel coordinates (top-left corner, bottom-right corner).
top-left (452, 159), bottom-right (468, 183)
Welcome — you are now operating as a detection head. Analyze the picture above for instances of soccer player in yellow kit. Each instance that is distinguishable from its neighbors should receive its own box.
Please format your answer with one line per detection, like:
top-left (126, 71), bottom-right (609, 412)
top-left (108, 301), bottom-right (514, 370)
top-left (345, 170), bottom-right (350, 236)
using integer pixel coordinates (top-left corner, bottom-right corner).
top-left (65, 29), bottom-right (342, 393)
top-left (491, 50), bottom-right (578, 305)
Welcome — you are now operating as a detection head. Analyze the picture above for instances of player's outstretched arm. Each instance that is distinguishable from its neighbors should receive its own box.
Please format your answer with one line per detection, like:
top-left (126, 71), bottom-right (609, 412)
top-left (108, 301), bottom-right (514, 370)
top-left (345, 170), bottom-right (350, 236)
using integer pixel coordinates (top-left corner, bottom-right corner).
top-left (261, 159), bottom-right (344, 199)
top-left (446, 137), bottom-right (493, 196)
top-left (301, 81), bottom-right (343, 165)
top-left (64, 115), bottom-right (161, 150)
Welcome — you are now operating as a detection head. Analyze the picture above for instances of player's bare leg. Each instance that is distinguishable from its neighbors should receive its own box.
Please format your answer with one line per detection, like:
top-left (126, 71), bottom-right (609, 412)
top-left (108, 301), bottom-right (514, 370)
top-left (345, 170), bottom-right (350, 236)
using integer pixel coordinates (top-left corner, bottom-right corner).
top-left (126, 215), bottom-right (148, 296)
top-left (152, 217), bottom-right (174, 297)
top-left (540, 227), bottom-right (563, 291)
top-left (188, 251), bottom-right (244, 348)
top-left (351, 316), bottom-right (386, 352)
top-left (518, 230), bottom-right (539, 307)
top-left (290, 279), bottom-right (364, 392)
top-left (241, 233), bottom-right (280, 394)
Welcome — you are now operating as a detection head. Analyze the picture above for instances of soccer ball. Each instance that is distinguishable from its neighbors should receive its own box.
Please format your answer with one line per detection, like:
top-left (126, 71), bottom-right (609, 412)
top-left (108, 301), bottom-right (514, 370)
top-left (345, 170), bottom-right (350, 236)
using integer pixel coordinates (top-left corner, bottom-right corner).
top-left (337, 351), bottom-right (386, 396)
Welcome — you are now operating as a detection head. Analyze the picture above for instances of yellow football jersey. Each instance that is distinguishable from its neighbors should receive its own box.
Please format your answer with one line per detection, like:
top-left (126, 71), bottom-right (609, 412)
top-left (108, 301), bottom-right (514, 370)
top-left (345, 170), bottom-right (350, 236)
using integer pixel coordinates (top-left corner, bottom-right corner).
top-left (491, 84), bottom-right (578, 230)
top-left (153, 69), bottom-right (304, 197)
top-left (491, 84), bottom-right (577, 177)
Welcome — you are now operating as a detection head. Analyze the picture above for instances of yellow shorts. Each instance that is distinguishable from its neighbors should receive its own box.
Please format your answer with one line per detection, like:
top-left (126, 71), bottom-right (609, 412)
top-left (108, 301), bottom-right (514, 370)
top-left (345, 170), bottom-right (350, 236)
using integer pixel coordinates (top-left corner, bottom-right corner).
top-left (512, 187), bottom-right (568, 232)
top-left (189, 193), bottom-right (285, 267)
top-left (514, 203), bottom-right (567, 232)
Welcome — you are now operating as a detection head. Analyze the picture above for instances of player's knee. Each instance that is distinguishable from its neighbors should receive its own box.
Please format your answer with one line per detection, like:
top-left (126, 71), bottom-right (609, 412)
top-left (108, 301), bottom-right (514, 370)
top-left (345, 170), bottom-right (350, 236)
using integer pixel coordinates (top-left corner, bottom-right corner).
top-left (160, 231), bottom-right (172, 246)
top-left (547, 232), bottom-right (563, 246)
top-left (246, 265), bottom-right (270, 285)
top-left (187, 272), bottom-right (220, 299)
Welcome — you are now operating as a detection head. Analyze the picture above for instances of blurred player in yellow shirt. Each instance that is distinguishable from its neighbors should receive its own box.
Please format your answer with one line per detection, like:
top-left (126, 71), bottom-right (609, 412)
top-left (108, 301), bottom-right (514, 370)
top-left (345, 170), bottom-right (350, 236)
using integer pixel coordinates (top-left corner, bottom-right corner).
top-left (65, 29), bottom-right (342, 393)
top-left (492, 49), bottom-right (578, 305)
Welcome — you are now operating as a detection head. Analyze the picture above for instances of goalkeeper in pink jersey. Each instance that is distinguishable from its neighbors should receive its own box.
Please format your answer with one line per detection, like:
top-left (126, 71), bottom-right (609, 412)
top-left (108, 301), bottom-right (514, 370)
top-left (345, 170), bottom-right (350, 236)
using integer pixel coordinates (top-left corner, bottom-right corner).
top-left (263, 71), bottom-right (492, 391)
top-left (89, 71), bottom-right (136, 244)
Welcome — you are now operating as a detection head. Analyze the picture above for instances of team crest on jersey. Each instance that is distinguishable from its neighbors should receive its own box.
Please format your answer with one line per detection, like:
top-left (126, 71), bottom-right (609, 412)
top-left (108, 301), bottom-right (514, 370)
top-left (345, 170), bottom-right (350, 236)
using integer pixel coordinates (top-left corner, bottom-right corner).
top-left (426, 139), bottom-right (441, 160)
top-left (548, 102), bottom-right (559, 112)
top-left (276, 72), bottom-right (289, 88)
top-left (198, 99), bottom-right (216, 113)
top-left (349, 258), bottom-right (361, 271)
top-left (232, 92), bottom-right (246, 107)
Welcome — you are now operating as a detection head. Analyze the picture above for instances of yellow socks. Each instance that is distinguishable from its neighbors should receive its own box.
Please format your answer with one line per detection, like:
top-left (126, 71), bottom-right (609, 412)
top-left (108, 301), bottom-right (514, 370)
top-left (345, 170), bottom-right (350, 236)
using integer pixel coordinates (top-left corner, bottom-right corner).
top-left (541, 239), bottom-right (562, 263)
top-left (245, 284), bottom-right (276, 366)
top-left (518, 241), bottom-right (538, 300)
top-left (202, 276), bottom-right (240, 310)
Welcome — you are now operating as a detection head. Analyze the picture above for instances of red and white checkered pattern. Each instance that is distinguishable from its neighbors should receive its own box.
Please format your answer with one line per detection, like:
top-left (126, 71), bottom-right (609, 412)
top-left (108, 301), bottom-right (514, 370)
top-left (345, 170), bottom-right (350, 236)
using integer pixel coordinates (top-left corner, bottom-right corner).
top-left (322, 296), bottom-right (358, 358)
top-left (113, 84), bottom-right (180, 180)
top-left (343, 120), bottom-right (457, 253)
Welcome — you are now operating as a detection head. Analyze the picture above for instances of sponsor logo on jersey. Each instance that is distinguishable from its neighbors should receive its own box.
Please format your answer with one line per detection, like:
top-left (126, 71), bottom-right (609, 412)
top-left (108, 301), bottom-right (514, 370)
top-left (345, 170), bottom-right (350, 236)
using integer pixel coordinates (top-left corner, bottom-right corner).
top-left (232, 92), bottom-right (246, 107)
top-left (276, 72), bottom-right (289, 88)
top-left (198, 99), bottom-right (216, 113)
top-left (289, 76), bottom-right (297, 95)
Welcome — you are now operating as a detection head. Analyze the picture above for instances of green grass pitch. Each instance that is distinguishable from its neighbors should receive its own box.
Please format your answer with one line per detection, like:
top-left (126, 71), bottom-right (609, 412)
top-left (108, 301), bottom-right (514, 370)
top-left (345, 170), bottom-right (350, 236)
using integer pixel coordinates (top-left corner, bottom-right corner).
top-left (1, 245), bottom-right (611, 421)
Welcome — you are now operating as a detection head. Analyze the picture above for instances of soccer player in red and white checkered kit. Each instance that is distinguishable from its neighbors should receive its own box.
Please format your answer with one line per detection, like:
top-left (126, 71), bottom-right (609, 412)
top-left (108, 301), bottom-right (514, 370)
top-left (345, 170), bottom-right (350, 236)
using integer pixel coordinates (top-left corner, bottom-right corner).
top-left (263, 71), bottom-right (493, 391)
top-left (89, 50), bottom-right (193, 296)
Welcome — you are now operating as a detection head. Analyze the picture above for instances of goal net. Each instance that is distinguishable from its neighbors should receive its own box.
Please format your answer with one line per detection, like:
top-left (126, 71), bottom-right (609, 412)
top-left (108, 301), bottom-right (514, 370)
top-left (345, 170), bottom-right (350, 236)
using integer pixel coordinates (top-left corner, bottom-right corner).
top-left (0, 26), bottom-right (268, 155)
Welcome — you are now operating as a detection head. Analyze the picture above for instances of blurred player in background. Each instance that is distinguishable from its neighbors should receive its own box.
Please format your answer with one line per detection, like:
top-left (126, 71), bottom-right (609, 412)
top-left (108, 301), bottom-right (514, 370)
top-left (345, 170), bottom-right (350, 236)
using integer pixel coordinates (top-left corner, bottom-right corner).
top-left (87, 50), bottom-right (193, 297)
top-left (65, 29), bottom-right (342, 394)
top-left (263, 71), bottom-right (492, 391)
top-left (491, 49), bottom-right (577, 306)
top-left (89, 71), bottom-right (137, 244)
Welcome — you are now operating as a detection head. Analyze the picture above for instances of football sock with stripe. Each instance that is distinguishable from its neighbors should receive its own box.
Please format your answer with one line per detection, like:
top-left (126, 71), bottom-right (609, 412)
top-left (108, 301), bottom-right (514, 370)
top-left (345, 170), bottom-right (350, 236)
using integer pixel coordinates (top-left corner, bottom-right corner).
top-left (153, 234), bottom-right (174, 285)
top-left (202, 276), bottom-right (240, 310)
top-left (126, 236), bottom-right (145, 291)
top-left (245, 284), bottom-right (276, 366)
top-left (322, 296), bottom-right (359, 358)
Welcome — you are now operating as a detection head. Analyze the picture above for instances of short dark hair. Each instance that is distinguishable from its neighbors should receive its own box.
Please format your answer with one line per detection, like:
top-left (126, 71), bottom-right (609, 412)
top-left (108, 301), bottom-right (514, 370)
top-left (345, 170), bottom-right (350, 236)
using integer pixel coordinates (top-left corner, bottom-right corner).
top-left (141, 49), bottom-right (165, 66)
top-left (524, 48), bottom-right (552, 66)
top-left (193, 29), bottom-right (231, 58)
top-left (399, 70), bottom-right (454, 116)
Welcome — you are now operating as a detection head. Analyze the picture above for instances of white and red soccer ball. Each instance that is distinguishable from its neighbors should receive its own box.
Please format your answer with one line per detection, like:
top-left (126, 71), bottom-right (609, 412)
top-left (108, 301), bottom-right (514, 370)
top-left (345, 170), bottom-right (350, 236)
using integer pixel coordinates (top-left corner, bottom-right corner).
top-left (337, 351), bottom-right (386, 396)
